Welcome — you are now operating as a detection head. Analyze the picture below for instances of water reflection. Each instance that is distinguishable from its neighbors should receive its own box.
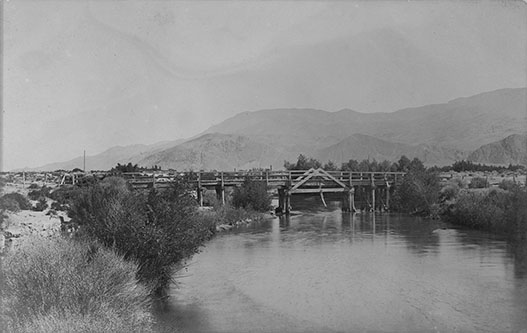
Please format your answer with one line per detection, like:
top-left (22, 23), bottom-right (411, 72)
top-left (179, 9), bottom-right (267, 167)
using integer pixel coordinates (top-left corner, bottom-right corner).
top-left (156, 203), bottom-right (527, 333)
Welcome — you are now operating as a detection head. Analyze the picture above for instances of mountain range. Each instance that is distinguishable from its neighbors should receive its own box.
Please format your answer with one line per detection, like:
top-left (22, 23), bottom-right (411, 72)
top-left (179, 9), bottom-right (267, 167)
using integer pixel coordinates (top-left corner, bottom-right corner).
top-left (23, 87), bottom-right (527, 171)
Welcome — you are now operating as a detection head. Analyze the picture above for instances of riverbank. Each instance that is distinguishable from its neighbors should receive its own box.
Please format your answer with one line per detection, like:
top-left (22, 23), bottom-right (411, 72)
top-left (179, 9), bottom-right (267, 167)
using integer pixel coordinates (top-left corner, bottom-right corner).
top-left (439, 182), bottom-right (527, 238)
top-left (0, 182), bottom-right (68, 252)
top-left (197, 205), bottom-right (275, 232)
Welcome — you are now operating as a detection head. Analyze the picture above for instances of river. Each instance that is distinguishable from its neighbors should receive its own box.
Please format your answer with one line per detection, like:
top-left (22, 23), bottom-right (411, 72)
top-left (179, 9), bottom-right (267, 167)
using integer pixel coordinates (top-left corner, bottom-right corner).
top-left (155, 199), bottom-right (527, 332)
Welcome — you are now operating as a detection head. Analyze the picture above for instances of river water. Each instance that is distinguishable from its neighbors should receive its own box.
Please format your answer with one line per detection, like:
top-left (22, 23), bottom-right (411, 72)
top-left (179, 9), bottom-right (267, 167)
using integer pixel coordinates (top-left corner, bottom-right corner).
top-left (155, 199), bottom-right (527, 332)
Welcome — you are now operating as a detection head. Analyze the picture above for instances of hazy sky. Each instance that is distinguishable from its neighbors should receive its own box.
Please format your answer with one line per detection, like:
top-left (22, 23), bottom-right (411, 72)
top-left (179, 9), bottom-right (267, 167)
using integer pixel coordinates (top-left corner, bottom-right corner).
top-left (3, 1), bottom-right (527, 170)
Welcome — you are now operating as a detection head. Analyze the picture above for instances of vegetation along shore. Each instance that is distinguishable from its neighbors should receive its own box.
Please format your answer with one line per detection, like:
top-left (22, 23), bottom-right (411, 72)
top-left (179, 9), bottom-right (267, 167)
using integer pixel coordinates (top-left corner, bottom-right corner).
top-left (1, 156), bottom-right (525, 331)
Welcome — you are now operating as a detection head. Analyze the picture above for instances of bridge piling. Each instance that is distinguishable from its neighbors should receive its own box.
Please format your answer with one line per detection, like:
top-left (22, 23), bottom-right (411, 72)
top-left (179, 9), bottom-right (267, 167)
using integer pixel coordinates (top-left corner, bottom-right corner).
top-left (371, 174), bottom-right (376, 212)
top-left (278, 187), bottom-right (285, 214)
top-left (385, 182), bottom-right (391, 211)
top-left (285, 190), bottom-right (291, 214)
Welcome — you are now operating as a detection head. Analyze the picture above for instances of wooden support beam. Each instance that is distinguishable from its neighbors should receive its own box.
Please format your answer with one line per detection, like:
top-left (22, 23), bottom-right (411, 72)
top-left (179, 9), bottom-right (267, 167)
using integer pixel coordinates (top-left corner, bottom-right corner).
top-left (221, 172), bottom-right (225, 205)
top-left (285, 190), bottom-right (291, 214)
top-left (385, 182), bottom-right (391, 211)
top-left (278, 187), bottom-right (285, 214)
top-left (290, 188), bottom-right (349, 194)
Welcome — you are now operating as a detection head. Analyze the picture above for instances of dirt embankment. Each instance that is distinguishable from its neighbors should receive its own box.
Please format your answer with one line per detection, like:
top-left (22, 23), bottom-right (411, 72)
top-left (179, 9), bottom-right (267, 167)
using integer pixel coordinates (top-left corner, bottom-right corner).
top-left (0, 182), bottom-right (68, 252)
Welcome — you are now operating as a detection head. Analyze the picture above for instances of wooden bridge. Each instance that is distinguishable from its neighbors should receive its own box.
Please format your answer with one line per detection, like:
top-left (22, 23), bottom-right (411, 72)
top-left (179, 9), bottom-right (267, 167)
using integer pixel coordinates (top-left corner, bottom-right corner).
top-left (119, 169), bottom-right (405, 214)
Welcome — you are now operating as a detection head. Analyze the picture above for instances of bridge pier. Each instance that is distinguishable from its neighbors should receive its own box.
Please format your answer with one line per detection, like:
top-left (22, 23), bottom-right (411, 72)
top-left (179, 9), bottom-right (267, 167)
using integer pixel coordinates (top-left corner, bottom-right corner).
top-left (286, 191), bottom-right (291, 214)
top-left (197, 187), bottom-right (203, 207)
top-left (278, 187), bottom-right (285, 214)
top-left (215, 184), bottom-right (225, 205)
top-left (278, 187), bottom-right (291, 215)
top-left (385, 183), bottom-right (391, 211)
top-left (342, 188), bottom-right (356, 212)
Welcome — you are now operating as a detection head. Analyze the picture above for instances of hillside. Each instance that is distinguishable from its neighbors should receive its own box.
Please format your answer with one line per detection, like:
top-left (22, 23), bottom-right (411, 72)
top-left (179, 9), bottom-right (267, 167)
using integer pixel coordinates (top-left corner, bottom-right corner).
top-left (24, 88), bottom-right (526, 171)
top-left (205, 88), bottom-right (526, 152)
top-left (23, 139), bottom-right (185, 171)
top-left (137, 133), bottom-right (286, 171)
top-left (315, 134), bottom-right (466, 166)
top-left (468, 134), bottom-right (527, 165)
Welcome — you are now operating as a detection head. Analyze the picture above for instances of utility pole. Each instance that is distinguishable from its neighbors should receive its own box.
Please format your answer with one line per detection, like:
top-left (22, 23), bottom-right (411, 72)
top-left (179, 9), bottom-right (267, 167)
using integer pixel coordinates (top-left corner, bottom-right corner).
top-left (83, 150), bottom-right (86, 172)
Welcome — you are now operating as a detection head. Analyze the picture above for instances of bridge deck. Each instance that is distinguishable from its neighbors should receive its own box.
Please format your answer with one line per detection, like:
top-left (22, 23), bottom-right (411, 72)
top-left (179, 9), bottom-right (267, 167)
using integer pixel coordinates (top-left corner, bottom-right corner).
top-left (122, 170), bottom-right (405, 191)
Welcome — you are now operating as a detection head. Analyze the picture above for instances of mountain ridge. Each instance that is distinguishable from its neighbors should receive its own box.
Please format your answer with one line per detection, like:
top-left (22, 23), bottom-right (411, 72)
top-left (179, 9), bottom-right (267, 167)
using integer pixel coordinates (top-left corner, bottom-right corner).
top-left (20, 87), bottom-right (527, 171)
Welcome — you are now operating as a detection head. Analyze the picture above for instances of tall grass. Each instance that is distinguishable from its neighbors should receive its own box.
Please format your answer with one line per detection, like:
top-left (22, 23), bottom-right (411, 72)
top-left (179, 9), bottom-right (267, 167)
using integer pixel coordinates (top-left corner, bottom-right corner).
top-left (1, 236), bottom-right (153, 332)
top-left (441, 186), bottom-right (527, 237)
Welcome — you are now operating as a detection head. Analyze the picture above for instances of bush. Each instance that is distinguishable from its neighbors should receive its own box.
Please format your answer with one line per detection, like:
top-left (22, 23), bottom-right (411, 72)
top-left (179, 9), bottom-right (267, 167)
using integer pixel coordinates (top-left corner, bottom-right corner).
top-left (448, 177), bottom-right (468, 189)
top-left (498, 179), bottom-right (518, 191)
top-left (69, 178), bottom-right (215, 297)
top-left (504, 187), bottom-right (527, 239)
top-left (0, 177), bottom-right (7, 189)
top-left (440, 183), bottom-right (460, 202)
top-left (0, 193), bottom-right (31, 211)
top-left (441, 188), bottom-right (516, 232)
top-left (28, 183), bottom-right (39, 189)
top-left (50, 201), bottom-right (68, 211)
top-left (202, 203), bottom-right (261, 226)
top-left (469, 177), bottom-right (488, 189)
top-left (1, 236), bottom-right (153, 332)
top-left (32, 197), bottom-right (49, 212)
top-left (391, 169), bottom-right (440, 216)
top-left (0, 197), bottom-right (20, 212)
top-left (28, 186), bottom-right (52, 201)
top-left (49, 185), bottom-right (83, 206)
top-left (232, 178), bottom-right (271, 212)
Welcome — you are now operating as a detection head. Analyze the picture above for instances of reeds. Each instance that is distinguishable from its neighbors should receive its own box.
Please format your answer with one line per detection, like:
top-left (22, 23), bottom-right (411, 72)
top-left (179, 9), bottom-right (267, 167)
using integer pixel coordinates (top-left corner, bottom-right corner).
top-left (1, 236), bottom-right (153, 332)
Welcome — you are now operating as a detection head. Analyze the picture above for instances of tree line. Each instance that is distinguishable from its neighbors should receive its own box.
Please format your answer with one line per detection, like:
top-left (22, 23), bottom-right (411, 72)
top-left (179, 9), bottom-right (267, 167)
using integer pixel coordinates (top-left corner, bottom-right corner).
top-left (284, 154), bottom-right (525, 173)
top-left (284, 154), bottom-right (424, 172)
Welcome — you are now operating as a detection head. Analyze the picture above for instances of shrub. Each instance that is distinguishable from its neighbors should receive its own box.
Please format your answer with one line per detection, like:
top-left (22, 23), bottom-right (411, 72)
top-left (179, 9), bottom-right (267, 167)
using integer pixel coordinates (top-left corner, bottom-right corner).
top-left (232, 178), bottom-right (271, 212)
top-left (448, 177), bottom-right (468, 189)
top-left (203, 203), bottom-right (261, 226)
top-left (0, 177), bottom-right (7, 189)
top-left (498, 179), bottom-right (518, 191)
top-left (391, 169), bottom-right (440, 216)
top-left (1, 236), bottom-right (153, 332)
top-left (69, 178), bottom-right (215, 297)
top-left (440, 183), bottom-right (460, 202)
top-left (0, 197), bottom-right (20, 212)
top-left (49, 185), bottom-right (83, 206)
top-left (0, 193), bottom-right (31, 211)
top-left (441, 188), bottom-right (514, 232)
top-left (28, 186), bottom-right (52, 201)
top-left (504, 187), bottom-right (527, 239)
top-left (32, 197), bottom-right (49, 212)
top-left (50, 201), bottom-right (68, 211)
top-left (28, 183), bottom-right (39, 189)
top-left (469, 177), bottom-right (488, 189)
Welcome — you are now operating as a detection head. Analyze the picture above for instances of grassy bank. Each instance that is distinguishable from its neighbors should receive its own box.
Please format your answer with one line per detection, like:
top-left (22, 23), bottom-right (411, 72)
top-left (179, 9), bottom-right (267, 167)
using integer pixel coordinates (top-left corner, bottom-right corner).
top-left (441, 185), bottom-right (527, 237)
top-left (1, 236), bottom-right (153, 332)
top-left (390, 167), bottom-right (527, 237)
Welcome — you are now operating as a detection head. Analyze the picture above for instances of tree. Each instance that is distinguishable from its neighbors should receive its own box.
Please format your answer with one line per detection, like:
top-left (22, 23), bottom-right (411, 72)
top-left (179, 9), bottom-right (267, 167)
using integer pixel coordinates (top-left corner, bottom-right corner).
top-left (392, 168), bottom-right (441, 216)
top-left (357, 159), bottom-right (371, 172)
top-left (341, 159), bottom-right (359, 171)
top-left (396, 155), bottom-right (411, 172)
top-left (323, 160), bottom-right (338, 171)
top-left (232, 178), bottom-right (271, 212)
top-left (409, 157), bottom-right (425, 172)
top-left (378, 160), bottom-right (393, 172)
top-left (284, 154), bottom-right (322, 170)
top-left (111, 162), bottom-right (141, 173)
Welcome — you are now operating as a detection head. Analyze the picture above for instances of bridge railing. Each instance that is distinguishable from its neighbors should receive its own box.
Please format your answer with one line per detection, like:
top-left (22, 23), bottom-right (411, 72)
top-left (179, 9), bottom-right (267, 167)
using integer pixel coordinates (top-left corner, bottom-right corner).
top-left (119, 170), bottom-right (406, 189)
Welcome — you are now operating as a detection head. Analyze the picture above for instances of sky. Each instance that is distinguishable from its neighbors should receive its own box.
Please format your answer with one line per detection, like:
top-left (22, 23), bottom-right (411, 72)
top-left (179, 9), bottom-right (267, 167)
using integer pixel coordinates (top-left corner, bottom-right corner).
top-left (2, 0), bottom-right (527, 171)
